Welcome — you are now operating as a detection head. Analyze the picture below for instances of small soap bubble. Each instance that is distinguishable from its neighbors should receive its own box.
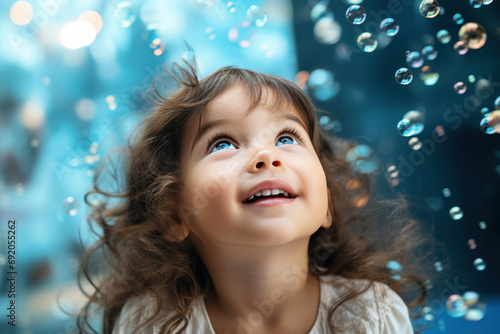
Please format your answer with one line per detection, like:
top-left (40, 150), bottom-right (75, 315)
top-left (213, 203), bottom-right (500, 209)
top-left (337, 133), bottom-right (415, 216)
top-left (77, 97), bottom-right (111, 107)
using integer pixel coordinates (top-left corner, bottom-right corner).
top-left (454, 41), bottom-right (469, 55)
top-left (421, 45), bottom-right (438, 60)
top-left (480, 107), bottom-right (490, 115)
top-left (395, 68), bottom-right (413, 85)
top-left (442, 188), bottom-right (451, 197)
top-left (356, 32), bottom-right (377, 52)
top-left (307, 69), bottom-right (340, 101)
top-left (434, 261), bottom-right (443, 271)
top-left (247, 5), bottom-right (267, 27)
top-left (449, 206), bottom-right (463, 220)
top-left (387, 165), bottom-right (399, 178)
top-left (446, 294), bottom-right (468, 318)
top-left (314, 17), bottom-right (342, 44)
top-left (319, 115), bottom-right (335, 131)
top-left (435, 125), bottom-right (445, 137)
top-left (228, 20), bottom-right (254, 48)
top-left (387, 260), bottom-right (403, 280)
top-left (464, 296), bottom-right (487, 321)
top-left (436, 29), bottom-right (451, 44)
top-left (453, 13), bottom-right (464, 25)
top-left (454, 82), bottom-right (467, 94)
top-left (346, 5), bottom-right (366, 24)
top-left (409, 137), bottom-right (422, 150)
top-left (479, 221), bottom-right (487, 229)
top-left (399, 110), bottom-right (424, 136)
top-left (420, 66), bottom-right (439, 86)
top-left (113, 1), bottom-right (136, 28)
top-left (468, 75), bottom-right (476, 83)
top-left (419, 0), bottom-right (440, 18)
top-left (480, 111), bottom-right (500, 134)
top-left (473, 258), bottom-right (486, 271)
top-left (310, 2), bottom-right (333, 22)
top-left (346, 145), bottom-right (378, 174)
top-left (380, 18), bottom-right (399, 36)
top-left (63, 196), bottom-right (79, 216)
top-left (406, 51), bottom-right (424, 68)
top-left (494, 96), bottom-right (500, 109)
top-left (469, 0), bottom-right (482, 8)
top-left (468, 239), bottom-right (477, 250)
top-left (459, 22), bottom-right (487, 49)
top-left (205, 27), bottom-right (216, 40)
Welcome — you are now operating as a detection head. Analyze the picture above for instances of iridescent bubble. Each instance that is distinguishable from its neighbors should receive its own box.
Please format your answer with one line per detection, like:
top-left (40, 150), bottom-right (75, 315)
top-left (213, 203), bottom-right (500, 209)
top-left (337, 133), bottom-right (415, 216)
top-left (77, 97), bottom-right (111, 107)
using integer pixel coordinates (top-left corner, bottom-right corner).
top-left (307, 69), bottom-right (340, 101)
top-left (310, 2), bottom-right (333, 22)
top-left (346, 145), bottom-right (378, 174)
top-left (345, 5), bottom-right (366, 24)
top-left (406, 51), bottom-right (424, 68)
top-left (357, 32), bottom-right (377, 52)
top-left (454, 41), bottom-right (469, 55)
top-left (247, 5), bottom-right (267, 27)
top-left (463, 292), bottom-right (487, 321)
top-left (421, 45), bottom-right (438, 60)
top-left (446, 294), bottom-right (468, 318)
top-left (473, 258), bottom-right (486, 271)
top-left (409, 137), bottom-right (422, 150)
top-left (113, 1), bottom-right (136, 28)
top-left (459, 22), bottom-right (487, 49)
top-left (434, 261), bottom-right (443, 271)
top-left (387, 260), bottom-right (403, 280)
top-left (494, 96), bottom-right (500, 109)
top-left (436, 29), bottom-right (451, 44)
top-left (449, 206), bottom-right (463, 220)
top-left (454, 82), bottom-right (467, 94)
top-left (469, 0), bottom-right (482, 8)
top-left (395, 68), bottom-right (413, 85)
top-left (63, 196), bottom-right (79, 216)
top-left (380, 18), bottom-right (399, 36)
top-left (314, 17), bottom-right (342, 44)
top-left (420, 66), bottom-right (439, 86)
top-left (419, 0), bottom-right (440, 18)
top-left (479, 221), bottom-right (487, 229)
top-left (453, 13), bottom-right (464, 25)
top-left (468, 75), bottom-right (476, 83)
top-left (480, 110), bottom-right (500, 134)
top-left (397, 119), bottom-right (422, 137)
top-left (442, 188), bottom-right (451, 197)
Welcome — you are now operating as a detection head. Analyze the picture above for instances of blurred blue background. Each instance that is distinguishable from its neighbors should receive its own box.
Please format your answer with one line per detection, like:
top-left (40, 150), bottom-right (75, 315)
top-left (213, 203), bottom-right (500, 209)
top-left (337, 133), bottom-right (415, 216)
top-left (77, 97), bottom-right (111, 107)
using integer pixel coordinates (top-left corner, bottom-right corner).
top-left (0, 0), bottom-right (499, 333)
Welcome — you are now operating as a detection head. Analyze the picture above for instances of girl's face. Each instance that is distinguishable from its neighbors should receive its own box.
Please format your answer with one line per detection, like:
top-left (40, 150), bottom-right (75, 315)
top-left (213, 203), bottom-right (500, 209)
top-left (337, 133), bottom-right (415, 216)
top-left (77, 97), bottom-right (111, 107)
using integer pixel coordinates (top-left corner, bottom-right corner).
top-left (178, 84), bottom-right (330, 248)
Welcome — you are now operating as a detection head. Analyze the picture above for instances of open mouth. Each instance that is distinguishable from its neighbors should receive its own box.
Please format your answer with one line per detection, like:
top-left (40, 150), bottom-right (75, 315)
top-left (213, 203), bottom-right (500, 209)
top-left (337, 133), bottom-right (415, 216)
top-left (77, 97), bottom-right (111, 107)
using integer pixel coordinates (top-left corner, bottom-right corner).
top-left (243, 191), bottom-right (297, 204)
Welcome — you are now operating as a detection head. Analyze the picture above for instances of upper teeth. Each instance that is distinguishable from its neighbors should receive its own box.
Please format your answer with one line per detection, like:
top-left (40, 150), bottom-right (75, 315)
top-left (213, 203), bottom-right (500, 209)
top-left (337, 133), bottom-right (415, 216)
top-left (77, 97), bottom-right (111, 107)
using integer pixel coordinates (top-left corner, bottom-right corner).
top-left (247, 189), bottom-right (290, 201)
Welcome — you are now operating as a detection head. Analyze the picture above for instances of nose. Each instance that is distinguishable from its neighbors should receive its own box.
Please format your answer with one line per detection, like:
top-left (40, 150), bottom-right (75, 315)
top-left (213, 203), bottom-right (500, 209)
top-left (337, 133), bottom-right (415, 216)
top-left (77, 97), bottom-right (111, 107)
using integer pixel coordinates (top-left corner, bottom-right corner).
top-left (248, 148), bottom-right (282, 173)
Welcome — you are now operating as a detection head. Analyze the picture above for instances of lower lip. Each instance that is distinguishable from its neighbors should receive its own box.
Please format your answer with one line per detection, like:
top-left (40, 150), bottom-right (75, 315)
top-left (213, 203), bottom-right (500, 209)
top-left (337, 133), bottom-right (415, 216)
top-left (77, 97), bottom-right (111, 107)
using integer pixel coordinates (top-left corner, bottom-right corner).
top-left (243, 197), bottom-right (296, 207)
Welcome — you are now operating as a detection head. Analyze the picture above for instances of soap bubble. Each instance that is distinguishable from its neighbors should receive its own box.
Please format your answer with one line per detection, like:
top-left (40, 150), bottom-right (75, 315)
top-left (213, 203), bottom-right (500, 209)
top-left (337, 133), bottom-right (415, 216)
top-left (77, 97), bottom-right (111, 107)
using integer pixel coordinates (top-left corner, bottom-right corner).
top-left (380, 18), bottom-right (399, 36)
top-left (346, 145), bottom-right (378, 174)
top-left (494, 96), bottom-right (500, 109)
top-left (406, 51), bottom-right (424, 68)
top-left (479, 221), bottom-right (487, 229)
top-left (420, 66), bottom-right (439, 86)
top-left (469, 0), bottom-right (482, 8)
top-left (480, 110), bottom-right (500, 134)
top-left (473, 258), bottom-right (486, 271)
top-left (395, 68), bottom-right (413, 85)
top-left (453, 13), bottom-right (464, 25)
top-left (468, 239), bottom-right (477, 250)
top-left (409, 137), bottom-right (422, 150)
top-left (463, 292), bottom-right (487, 321)
top-left (436, 29), bottom-right (451, 44)
top-left (387, 260), bottom-right (403, 280)
top-left (419, 0), bottom-right (440, 18)
top-left (307, 69), bottom-right (340, 101)
top-left (319, 115), bottom-right (335, 131)
top-left (446, 295), bottom-right (468, 318)
top-left (442, 188), bottom-right (451, 197)
top-left (310, 2), bottom-right (333, 22)
top-left (345, 5), bottom-right (366, 24)
top-left (357, 32), bottom-right (377, 52)
top-left (435, 125), bottom-right (445, 137)
top-left (205, 27), bottom-right (216, 40)
top-left (468, 75), bottom-right (476, 83)
top-left (247, 5), bottom-right (267, 27)
top-left (113, 1), bottom-right (136, 28)
top-left (314, 17), bottom-right (342, 44)
top-left (63, 196), bottom-right (79, 216)
top-left (454, 41), bottom-right (468, 55)
top-left (454, 82), bottom-right (467, 94)
top-left (434, 261), bottom-right (443, 271)
top-left (482, 0), bottom-right (493, 4)
top-left (480, 107), bottom-right (490, 115)
top-left (397, 114), bottom-right (424, 137)
top-left (228, 20), bottom-right (254, 48)
top-left (449, 206), bottom-right (463, 220)
top-left (421, 45), bottom-right (437, 60)
top-left (459, 22), bottom-right (487, 49)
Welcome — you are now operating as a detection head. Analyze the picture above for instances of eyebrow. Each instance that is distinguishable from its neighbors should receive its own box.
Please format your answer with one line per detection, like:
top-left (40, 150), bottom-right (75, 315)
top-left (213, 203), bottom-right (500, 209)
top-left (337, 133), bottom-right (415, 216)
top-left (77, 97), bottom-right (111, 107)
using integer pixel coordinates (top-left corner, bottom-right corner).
top-left (190, 113), bottom-right (307, 153)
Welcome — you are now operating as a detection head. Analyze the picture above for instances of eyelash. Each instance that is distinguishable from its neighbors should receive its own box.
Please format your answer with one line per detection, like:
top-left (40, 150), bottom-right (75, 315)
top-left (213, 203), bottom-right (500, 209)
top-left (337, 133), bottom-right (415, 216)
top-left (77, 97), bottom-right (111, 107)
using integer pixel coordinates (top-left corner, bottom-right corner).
top-left (206, 126), bottom-right (305, 153)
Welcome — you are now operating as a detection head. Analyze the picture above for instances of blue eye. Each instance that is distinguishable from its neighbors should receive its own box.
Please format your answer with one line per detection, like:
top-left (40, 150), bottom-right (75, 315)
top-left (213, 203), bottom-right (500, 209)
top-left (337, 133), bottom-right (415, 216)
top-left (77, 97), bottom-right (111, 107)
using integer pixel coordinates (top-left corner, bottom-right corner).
top-left (276, 135), bottom-right (298, 146)
top-left (210, 140), bottom-right (236, 153)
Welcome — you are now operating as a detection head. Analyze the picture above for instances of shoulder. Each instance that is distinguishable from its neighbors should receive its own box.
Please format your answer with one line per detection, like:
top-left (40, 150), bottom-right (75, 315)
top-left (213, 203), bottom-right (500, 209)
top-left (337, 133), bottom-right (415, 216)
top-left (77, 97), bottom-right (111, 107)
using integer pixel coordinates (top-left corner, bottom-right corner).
top-left (317, 275), bottom-right (414, 334)
top-left (112, 294), bottom-right (168, 334)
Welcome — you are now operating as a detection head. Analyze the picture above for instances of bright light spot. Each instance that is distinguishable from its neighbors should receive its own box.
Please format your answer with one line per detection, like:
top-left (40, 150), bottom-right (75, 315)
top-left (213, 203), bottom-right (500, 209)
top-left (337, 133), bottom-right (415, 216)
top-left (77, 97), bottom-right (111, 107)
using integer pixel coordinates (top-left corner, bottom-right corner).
top-left (10, 1), bottom-right (33, 26)
top-left (21, 101), bottom-right (45, 129)
top-left (75, 99), bottom-right (96, 120)
top-left (78, 11), bottom-right (103, 34)
top-left (59, 21), bottom-right (97, 49)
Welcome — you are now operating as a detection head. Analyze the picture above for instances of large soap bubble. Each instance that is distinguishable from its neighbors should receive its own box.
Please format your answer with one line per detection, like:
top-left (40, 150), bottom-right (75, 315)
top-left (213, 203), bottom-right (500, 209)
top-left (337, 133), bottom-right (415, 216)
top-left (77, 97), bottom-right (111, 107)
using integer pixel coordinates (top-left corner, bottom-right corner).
top-left (459, 22), bottom-right (487, 49)
top-left (345, 5), bottom-right (366, 24)
top-left (397, 110), bottom-right (424, 136)
top-left (419, 0), bottom-right (440, 18)
top-left (357, 32), bottom-right (377, 52)
top-left (395, 68), bottom-right (413, 85)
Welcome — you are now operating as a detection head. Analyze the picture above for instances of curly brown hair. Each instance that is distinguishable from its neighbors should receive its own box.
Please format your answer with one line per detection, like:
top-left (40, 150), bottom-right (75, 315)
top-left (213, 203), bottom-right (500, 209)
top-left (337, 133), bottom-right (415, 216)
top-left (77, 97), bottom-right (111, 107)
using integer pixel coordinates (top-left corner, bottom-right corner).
top-left (76, 59), bottom-right (437, 333)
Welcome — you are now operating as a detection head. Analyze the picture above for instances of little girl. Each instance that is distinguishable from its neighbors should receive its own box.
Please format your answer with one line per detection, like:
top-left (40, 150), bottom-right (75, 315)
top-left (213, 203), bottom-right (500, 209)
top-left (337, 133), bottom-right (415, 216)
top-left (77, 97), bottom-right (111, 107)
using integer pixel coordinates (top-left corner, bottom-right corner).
top-left (77, 60), bottom-right (431, 333)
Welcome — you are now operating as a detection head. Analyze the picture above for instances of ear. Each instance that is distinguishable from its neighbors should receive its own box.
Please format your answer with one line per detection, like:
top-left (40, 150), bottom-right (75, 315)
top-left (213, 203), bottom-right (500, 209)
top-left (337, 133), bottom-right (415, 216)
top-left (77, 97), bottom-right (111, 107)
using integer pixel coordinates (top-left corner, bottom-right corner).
top-left (321, 188), bottom-right (333, 229)
top-left (163, 209), bottom-right (190, 242)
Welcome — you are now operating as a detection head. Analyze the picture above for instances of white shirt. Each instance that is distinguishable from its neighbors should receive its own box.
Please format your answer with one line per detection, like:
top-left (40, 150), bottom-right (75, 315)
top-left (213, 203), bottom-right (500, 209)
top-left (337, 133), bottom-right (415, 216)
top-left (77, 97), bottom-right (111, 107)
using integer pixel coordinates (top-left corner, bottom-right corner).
top-left (113, 275), bottom-right (414, 334)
